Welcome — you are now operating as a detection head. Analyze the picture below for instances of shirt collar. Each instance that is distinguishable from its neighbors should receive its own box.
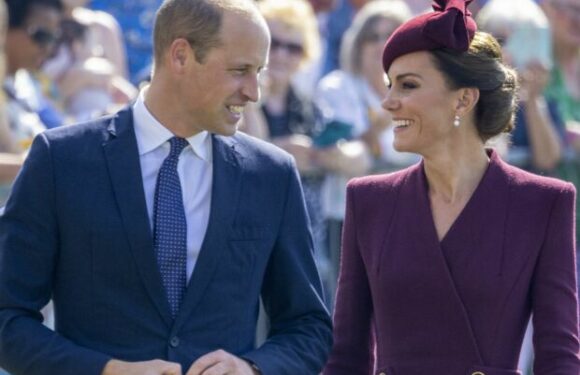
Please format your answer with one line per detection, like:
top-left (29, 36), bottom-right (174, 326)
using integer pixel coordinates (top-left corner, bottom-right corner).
top-left (133, 88), bottom-right (212, 162)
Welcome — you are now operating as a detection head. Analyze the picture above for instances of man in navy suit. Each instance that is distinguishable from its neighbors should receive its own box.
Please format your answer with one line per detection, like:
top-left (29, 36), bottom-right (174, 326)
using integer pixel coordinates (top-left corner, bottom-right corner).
top-left (0, 0), bottom-right (332, 374)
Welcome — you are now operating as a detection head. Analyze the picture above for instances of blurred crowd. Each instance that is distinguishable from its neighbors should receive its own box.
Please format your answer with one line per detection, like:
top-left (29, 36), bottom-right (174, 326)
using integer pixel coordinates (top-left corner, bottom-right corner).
top-left (0, 0), bottom-right (578, 373)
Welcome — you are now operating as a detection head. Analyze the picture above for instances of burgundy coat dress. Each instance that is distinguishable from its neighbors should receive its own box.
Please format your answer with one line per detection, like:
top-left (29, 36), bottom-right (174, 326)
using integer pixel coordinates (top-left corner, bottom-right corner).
top-left (324, 150), bottom-right (579, 375)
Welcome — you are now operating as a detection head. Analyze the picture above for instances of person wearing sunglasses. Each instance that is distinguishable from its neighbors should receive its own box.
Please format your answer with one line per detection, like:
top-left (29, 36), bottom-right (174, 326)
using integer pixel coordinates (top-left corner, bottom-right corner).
top-left (3, 0), bottom-right (63, 150)
top-left (249, 0), bottom-right (372, 310)
top-left (6, 0), bottom-right (62, 78)
top-left (314, 0), bottom-right (418, 285)
top-left (40, 0), bottom-right (136, 124)
top-left (1, 0), bottom-right (63, 206)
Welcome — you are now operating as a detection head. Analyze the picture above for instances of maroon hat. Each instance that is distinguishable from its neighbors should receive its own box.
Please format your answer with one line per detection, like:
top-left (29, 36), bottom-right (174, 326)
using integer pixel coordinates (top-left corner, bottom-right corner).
top-left (382, 0), bottom-right (477, 73)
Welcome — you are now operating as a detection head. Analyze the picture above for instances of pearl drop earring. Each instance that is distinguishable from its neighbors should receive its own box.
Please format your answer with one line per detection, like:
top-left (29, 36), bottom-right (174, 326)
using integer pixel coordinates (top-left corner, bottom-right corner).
top-left (453, 115), bottom-right (460, 128)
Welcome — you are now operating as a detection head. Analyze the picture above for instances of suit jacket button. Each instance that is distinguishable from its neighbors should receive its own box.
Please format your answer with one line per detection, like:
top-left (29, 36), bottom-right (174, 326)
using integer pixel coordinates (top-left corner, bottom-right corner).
top-left (170, 336), bottom-right (180, 348)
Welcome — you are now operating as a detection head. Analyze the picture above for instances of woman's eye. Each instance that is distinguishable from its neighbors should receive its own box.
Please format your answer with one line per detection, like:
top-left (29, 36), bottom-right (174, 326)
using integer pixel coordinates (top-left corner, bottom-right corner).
top-left (402, 82), bottom-right (418, 89)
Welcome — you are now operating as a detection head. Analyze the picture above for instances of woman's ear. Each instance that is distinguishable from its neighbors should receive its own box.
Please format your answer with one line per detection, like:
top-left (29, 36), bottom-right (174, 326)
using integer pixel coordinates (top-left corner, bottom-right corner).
top-left (455, 87), bottom-right (480, 116)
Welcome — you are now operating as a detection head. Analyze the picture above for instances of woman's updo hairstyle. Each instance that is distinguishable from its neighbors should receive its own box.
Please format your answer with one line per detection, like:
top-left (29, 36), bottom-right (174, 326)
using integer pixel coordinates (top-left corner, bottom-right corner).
top-left (430, 31), bottom-right (518, 141)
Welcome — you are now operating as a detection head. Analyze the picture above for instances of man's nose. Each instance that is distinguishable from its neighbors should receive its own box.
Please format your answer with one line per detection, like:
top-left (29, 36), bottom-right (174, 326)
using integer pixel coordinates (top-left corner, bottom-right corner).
top-left (242, 73), bottom-right (260, 103)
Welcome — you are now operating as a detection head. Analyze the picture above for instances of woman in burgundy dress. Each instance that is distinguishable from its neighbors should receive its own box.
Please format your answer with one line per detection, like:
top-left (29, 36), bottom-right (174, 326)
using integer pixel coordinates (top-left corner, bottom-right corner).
top-left (323, 0), bottom-right (580, 374)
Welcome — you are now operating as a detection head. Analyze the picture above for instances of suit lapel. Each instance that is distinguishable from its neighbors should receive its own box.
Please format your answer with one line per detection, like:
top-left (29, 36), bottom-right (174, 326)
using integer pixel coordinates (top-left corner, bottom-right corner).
top-left (174, 134), bottom-right (243, 329)
top-left (102, 108), bottom-right (173, 327)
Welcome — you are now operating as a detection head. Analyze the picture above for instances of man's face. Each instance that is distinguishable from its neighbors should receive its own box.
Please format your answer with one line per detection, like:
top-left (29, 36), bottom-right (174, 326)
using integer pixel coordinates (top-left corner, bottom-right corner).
top-left (178, 10), bottom-right (270, 136)
top-left (5, 5), bottom-right (61, 74)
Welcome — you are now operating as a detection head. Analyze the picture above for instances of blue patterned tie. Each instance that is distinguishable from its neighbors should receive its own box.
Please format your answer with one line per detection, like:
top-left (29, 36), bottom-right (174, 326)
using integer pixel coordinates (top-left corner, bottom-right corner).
top-left (153, 137), bottom-right (189, 318)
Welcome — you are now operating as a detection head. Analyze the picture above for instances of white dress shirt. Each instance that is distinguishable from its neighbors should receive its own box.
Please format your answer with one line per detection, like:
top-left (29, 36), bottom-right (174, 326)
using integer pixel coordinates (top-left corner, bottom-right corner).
top-left (133, 90), bottom-right (213, 280)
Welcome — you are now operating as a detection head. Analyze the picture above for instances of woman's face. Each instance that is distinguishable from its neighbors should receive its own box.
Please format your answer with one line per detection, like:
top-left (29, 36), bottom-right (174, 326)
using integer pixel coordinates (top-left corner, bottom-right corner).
top-left (265, 20), bottom-right (305, 84)
top-left (359, 18), bottom-right (400, 78)
top-left (6, 5), bottom-right (61, 73)
top-left (382, 51), bottom-right (461, 155)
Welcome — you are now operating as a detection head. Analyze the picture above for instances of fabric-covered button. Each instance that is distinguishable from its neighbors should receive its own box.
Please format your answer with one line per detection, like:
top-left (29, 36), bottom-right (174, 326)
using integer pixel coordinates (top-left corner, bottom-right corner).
top-left (169, 336), bottom-right (180, 348)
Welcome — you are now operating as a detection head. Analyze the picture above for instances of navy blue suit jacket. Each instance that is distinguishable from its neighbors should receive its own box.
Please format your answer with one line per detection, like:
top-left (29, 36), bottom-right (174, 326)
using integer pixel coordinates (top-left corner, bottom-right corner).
top-left (0, 107), bottom-right (332, 374)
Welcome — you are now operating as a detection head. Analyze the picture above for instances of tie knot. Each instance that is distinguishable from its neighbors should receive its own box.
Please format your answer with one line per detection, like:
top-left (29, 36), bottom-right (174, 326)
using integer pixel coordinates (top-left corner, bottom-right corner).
top-left (168, 137), bottom-right (188, 158)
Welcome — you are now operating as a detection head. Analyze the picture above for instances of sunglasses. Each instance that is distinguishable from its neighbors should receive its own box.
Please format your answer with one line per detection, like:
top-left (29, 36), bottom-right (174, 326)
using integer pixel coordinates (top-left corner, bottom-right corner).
top-left (271, 38), bottom-right (304, 56)
top-left (27, 27), bottom-right (60, 48)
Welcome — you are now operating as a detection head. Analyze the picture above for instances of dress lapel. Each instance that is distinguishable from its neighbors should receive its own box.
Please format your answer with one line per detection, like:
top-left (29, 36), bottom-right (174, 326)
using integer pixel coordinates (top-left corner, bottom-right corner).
top-left (102, 107), bottom-right (173, 327)
top-left (411, 150), bottom-right (511, 365)
top-left (440, 150), bottom-right (511, 275)
top-left (438, 151), bottom-right (513, 362)
top-left (409, 160), bottom-right (485, 364)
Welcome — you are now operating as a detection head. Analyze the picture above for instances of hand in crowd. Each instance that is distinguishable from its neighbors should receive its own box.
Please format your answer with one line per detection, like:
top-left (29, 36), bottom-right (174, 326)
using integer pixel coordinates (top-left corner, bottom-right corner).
top-left (273, 134), bottom-right (319, 174)
top-left (566, 120), bottom-right (580, 154)
top-left (314, 140), bottom-right (372, 177)
top-left (519, 60), bottom-right (550, 102)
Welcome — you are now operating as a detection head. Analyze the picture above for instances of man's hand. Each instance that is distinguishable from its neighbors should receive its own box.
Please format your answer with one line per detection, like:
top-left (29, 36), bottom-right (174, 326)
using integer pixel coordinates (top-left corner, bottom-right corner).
top-left (102, 359), bottom-right (182, 375)
top-left (186, 350), bottom-right (259, 375)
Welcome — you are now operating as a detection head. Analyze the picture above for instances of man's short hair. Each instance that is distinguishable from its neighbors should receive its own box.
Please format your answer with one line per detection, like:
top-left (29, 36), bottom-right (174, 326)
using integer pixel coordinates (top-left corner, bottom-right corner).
top-left (153, 0), bottom-right (259, 66)
top-left (6, 0), bottom-right (63, 29)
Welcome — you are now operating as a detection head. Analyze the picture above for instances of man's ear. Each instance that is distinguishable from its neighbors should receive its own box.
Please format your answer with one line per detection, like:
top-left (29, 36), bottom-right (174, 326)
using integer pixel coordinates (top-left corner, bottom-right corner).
top-left (168, 38), bottom-right (192, 73)
top-left (455, 87), bottom-right (480, 116)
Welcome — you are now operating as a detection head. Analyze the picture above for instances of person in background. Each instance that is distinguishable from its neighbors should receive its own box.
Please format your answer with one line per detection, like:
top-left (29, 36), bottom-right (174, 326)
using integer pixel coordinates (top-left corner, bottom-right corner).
top-left (320, 0), bottom-right (373, 78)
top-left (0, 0), bottom-right (23, 191)
top-left (2, 0), bottom-right (63, 205)
top-left (0, 3), bottom-right (25, 374)
top-left (541, 0), bottom-right (580, 315)
top-left (324, 0), bottom-right (579, 373)
top-left (61, 0), bottom-right (128, 78)
top-left (315, 0), bottom-right (417, 284)
top-left (89, 0), bottom-right (162, 85)
top-left (317, 0), bottom-right (417, 170)
top-left (4, 0), bottom-right (63, 148)
top-left (0, 0), bottom-right (332, 374)
top-left (253, 0), bottom-right (371, 305)
top-left (541, 0), bottom-right (580, 130)
top-left (42, 0), bottom-right (136, 122)
top-left (478, 0), bottom-right (564, 173)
